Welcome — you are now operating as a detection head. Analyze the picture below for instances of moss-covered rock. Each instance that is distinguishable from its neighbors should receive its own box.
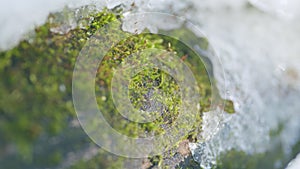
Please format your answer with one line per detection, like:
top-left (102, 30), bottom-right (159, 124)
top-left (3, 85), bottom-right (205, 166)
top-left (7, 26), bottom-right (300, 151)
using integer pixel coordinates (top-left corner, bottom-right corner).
top-left (0, 6), bottom-right (234, 169)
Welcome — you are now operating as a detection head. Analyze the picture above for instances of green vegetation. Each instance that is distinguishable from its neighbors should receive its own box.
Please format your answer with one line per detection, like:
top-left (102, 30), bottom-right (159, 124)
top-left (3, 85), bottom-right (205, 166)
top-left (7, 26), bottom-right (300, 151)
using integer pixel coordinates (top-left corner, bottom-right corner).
top-left (0, 9), bottom-right (116, 158)
top-left (215, 124), bottom-right (300, 169)
top-left (0, 6), bottom-right (234, 169)
top-left (216, 148), bottom-right (286, 169)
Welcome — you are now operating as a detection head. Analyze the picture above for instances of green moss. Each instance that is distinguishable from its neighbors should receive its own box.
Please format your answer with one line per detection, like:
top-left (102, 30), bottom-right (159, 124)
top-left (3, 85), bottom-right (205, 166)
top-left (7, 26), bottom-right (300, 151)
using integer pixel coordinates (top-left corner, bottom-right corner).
top-left (0, 6), bottom-right (235, 169)
top-left (215, 141), bottom-right (300, 169)
top-left (69, 149), bottom-right (124, 169)
top-left (0, 8), bottom-right (116, 156)
top-left (221, 150), bottom-right (285, 169)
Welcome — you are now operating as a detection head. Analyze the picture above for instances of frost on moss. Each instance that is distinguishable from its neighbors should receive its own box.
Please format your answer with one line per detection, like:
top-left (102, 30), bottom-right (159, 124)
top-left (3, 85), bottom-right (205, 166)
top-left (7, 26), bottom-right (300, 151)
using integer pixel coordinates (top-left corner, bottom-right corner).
top-left (0, 6), bottom-right (234, 169)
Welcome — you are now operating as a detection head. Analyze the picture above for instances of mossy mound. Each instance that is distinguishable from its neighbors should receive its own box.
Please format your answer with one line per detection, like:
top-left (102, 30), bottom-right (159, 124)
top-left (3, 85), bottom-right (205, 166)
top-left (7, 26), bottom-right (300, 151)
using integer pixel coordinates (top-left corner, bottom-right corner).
top-left (0, 6), bottom-right (234, 169)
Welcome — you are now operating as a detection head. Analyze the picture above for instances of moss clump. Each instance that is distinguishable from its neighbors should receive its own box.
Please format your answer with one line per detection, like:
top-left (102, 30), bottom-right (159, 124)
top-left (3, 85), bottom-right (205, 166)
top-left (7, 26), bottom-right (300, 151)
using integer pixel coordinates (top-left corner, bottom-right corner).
top-left (0, 6), bottom-right (234, 169)
top-left (0, 8), bottom-right (116, 155)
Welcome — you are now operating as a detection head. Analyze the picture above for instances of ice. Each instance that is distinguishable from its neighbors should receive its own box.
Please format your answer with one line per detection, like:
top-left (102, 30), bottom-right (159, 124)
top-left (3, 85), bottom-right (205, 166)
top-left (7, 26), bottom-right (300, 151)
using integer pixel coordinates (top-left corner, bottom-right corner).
top-left (287, 153), bottom-right (300, 169)
top-left (0, 0), bottom-right (106, 51)
top-left (249, 0), bottom-right (300, 19)
top-left (48, 5), bottom-right (99, 34)
top-left (182, 1), bottom-right (300, 168)
top-left (122, 13), bottom-right (184, 34)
